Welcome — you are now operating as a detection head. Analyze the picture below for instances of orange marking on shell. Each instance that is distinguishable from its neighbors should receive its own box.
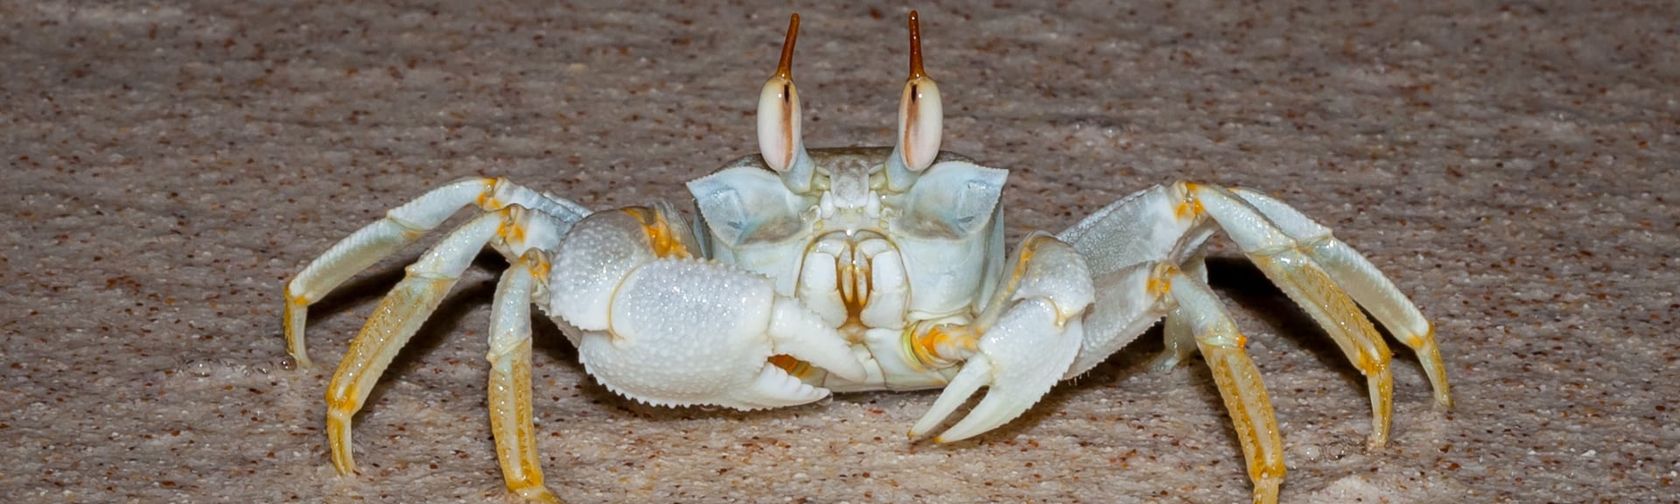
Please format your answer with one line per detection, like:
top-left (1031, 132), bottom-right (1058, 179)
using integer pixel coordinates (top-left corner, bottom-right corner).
top-left (623, 207), bottom-right (693, 259)
top-left (1147, 275), bottom-right (1171, 297)
top-left (919, 326), bottom-right (949, 354)
top-left (285, 286), bottom-right (307, 306)
top-left (475, 177), bottom-right (503, 209)
top-left (1354, 349), bottom-right (1382, 373)
top-left (327, 389), bottom-right (358, 415)
top-left (911, 323), bottom-right (976, 367)
top-left (497, 218), bottom-right (526, 245)
top-left (1174, 198), bottom-right (1204, 220)
top-left (909, 325), bottom-right (948, 367)
top-left (769, 354), bottom-right (812, 378)
top-left (527, 257), bottom-right (551, 282)
top-left (1008, 238), bottom-right (1042, 286)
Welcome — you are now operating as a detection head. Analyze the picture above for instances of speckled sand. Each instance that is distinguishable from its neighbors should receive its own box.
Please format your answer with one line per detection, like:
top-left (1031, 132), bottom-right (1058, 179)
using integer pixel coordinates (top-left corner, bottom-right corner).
top-left (2, 1), bottom-right (1676, 503)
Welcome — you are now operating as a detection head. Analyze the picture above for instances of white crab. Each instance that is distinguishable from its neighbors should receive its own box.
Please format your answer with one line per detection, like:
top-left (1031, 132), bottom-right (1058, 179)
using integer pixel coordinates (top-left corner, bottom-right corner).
top-left (281, 12), bottom-right (1452, 504)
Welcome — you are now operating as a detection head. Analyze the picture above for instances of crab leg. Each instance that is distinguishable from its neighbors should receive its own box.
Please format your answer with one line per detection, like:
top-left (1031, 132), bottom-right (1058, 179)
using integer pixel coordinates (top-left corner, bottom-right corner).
top-left (1188, 184), bottom-right (1400, 448)
top-left (485, 250), bottom-right (560, 503)
top-left (325, 208), bottom-right (510, 475)
top-left (284, 177), bottom-right (584, 367)
top-left (1151, 254), bottom-right (1206, 372)
top-left (1164, 265), bottom-right (1287, 503)
top-left (1229, 188), bottom-right (1451, 408)
top-left (284, 177), bottom-right (495, 367)
top-left (1061, 181), bottom-right (1442, 500)
top-left (1057, 184), bottom-right (1214, 377)
top-left (1054, 252), bottom-right (1287, 501)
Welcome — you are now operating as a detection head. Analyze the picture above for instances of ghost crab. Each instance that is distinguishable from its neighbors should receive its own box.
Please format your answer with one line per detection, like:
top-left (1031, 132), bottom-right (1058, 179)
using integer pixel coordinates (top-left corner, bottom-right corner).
top-left (280, 12), bottom-right (1452, 503)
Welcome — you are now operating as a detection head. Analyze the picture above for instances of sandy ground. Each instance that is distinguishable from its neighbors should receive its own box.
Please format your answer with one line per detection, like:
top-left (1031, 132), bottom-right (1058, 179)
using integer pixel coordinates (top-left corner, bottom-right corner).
top-left (2, 1), bottom-right (1677, 503)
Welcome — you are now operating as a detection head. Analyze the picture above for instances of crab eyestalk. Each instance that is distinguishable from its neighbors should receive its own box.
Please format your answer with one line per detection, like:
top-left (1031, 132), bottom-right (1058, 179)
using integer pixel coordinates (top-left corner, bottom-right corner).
top-left (887, 10), bottom-right (944, 191)
top-left (757, 13), bottom-right (815, 193)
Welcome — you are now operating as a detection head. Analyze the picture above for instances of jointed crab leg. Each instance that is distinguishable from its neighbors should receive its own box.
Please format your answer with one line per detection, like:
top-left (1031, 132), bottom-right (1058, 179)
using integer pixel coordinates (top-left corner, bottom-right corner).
top-left (1058, 186), bottom-right (1290, 501)
top-left (1163, 265), bottom-right (1286, 504)
top-left (1229, 188), bottom-right (1451, 408)
top-left (1060, 181), bottom-right (1447, 500)
top-left (325, 209), bottom-right (510, 474)
top-left (285, 177), bottom-right (497, 367)
top-left (486, 251), bottom-right (560, 503)
top-left (1189, 184), bottom-right (1400, 448)
top-left (284, 177), bottom-right (584, 367)
top-left (1152, 254), bottom-right (1206, 372)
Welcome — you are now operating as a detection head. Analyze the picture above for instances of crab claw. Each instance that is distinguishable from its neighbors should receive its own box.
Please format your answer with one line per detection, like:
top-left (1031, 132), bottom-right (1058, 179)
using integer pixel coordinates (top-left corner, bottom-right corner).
top-left (759, 295), bottom-right (874, 399)
top-left (910, 300), bottom-right (1085, 441)
top-left (908, 235), bottom-right (1094, 442)
top-left (575, 259), bottom-right (868, 409)
top-left (552, 209), bottom-right (865, 410)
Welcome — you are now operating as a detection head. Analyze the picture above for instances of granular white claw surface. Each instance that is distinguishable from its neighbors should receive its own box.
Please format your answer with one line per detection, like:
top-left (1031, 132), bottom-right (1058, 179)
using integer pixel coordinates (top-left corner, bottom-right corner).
top-left (2, 1), bottom-right (1675, 503)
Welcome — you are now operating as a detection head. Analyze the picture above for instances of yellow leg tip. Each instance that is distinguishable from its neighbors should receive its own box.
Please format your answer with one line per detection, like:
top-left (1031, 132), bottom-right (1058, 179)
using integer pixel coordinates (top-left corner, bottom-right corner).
top-left (327, 410), bottom-right (356, 475)
top-left (1251, 477), bottom-right (1281, 504)
top-left (1365, 435), bottom-right (1388, 451)
top-left (282, 342), bottom-right (311, 368)
top-left (1416, 333), bottom-right (1454, 411)
top-left (1365, 413), bottom-right (1392, 449)
top-left (514, 485), bottom-right (564, 503)
top-left (1365, 366), bottom-right (1393, 450)
top-left (283, 289), bottom-right (313, 368)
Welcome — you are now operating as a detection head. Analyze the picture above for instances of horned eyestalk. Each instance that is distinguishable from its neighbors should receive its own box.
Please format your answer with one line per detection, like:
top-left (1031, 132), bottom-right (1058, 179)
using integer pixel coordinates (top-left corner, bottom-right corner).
top-left (888, 10), bottom-right (944, 191)
top-left (756, 13), bottom-right (815, 192)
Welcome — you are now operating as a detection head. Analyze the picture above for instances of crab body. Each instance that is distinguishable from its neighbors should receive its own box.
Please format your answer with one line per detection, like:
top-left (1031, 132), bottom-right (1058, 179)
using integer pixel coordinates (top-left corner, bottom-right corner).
top-left (689, 147), bottom-right (1004, 392)
top-left (280, 12), bottom-right (1452, 504)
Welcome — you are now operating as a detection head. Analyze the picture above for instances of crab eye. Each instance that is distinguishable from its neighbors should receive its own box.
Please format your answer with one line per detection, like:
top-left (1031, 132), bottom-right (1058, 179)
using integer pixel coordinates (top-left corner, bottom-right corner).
top-left (757, 13), bottom-right (804, 174)
top-left (896, 10), bottom-right (943, 172)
